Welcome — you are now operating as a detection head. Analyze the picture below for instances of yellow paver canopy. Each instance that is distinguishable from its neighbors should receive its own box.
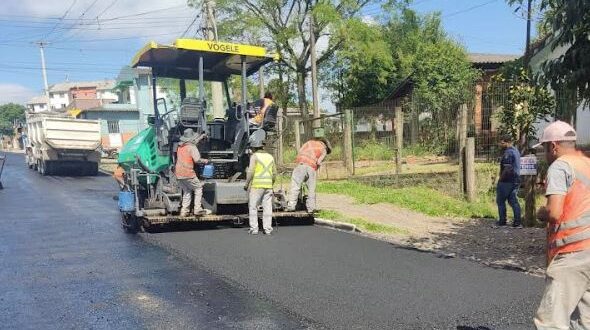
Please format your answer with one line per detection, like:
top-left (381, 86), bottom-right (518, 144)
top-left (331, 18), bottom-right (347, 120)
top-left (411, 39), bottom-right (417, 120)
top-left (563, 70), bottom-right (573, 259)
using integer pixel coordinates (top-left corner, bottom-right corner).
top-left (132, 39), bottom-right (278, 81)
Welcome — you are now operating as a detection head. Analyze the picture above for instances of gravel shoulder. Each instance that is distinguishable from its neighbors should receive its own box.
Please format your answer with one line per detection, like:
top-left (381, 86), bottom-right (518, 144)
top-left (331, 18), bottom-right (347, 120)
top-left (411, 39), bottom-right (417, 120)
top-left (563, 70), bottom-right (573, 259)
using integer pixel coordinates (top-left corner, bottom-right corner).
top-left (318, 193), bottom-right (546, 276)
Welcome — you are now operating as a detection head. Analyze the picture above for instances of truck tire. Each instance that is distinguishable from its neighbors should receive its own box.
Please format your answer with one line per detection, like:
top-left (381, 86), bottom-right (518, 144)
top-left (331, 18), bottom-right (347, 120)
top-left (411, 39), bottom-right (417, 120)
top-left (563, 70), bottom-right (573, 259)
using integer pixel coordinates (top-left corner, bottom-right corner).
top-left (38, 161), bottom-right (51, 176)
top-left (86, 162), bottom-right (99, 176)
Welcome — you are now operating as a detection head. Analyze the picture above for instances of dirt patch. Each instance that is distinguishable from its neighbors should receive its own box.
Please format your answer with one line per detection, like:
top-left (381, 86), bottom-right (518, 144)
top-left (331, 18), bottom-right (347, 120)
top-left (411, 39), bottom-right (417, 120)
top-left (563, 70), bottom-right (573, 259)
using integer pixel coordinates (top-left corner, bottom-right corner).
top-left (318, 193), bottom-right (546, 276)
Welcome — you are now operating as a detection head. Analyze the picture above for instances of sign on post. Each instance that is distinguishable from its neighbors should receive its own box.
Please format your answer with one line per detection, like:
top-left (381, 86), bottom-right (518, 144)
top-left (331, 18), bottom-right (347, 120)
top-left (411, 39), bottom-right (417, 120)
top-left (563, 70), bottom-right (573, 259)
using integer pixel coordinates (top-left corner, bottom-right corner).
top-left (520, 156), bottom-right (538, 176)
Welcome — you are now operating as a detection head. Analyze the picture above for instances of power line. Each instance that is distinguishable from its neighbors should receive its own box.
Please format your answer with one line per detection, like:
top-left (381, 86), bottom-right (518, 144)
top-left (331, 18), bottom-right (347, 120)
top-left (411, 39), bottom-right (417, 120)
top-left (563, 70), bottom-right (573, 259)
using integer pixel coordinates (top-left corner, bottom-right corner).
top-left (182, 14), bottom-right (201, 38)
top-left (442, 0), bottom-right (498, 18)
top-left (42, 0), bottom-right (78, 40)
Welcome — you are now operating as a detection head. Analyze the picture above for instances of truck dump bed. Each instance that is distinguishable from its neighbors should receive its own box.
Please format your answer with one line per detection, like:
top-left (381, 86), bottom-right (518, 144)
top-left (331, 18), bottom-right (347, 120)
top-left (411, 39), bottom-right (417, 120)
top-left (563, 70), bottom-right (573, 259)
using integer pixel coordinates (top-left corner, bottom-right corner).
top-left (27, 115), bottom-right (101, 151)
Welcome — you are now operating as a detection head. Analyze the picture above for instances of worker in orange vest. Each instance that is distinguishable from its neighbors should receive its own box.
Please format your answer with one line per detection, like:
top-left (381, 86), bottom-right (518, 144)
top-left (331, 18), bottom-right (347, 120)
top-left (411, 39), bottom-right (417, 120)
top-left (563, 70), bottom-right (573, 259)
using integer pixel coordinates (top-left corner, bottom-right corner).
top-left (249, 92), bottom-right (273, 127)
top-left (286, 129), bottom-right (331, 213)
top-left (533, 121), bottom-right (590, 328)
top-left (175, 128), bottom-right (210, 217)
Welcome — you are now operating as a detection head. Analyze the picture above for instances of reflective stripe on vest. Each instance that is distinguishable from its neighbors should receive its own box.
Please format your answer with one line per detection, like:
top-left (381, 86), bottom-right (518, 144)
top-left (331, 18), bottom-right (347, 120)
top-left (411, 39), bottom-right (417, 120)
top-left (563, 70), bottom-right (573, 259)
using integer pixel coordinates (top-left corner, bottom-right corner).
top-left (175, 144), bottom-right (196, 178)
top-left (295, 140), bottom-right (324, 170)
top-left (252, 152), bottom-right (274, 189)
top-left (547, 153), bottom-right (590, 263)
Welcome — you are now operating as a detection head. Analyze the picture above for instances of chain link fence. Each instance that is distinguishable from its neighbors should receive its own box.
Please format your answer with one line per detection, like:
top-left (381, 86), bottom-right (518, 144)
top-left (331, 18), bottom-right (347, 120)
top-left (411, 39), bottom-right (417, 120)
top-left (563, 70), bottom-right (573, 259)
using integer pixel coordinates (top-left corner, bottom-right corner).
top-left (277, 81), bottom-right (576, 200)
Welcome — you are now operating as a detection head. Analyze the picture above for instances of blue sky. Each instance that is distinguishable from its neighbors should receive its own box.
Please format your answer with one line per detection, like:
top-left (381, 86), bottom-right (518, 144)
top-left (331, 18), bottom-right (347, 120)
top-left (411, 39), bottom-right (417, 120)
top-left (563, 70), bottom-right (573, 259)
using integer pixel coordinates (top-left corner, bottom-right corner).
top-left (0, 0), bottom-right (533, 105)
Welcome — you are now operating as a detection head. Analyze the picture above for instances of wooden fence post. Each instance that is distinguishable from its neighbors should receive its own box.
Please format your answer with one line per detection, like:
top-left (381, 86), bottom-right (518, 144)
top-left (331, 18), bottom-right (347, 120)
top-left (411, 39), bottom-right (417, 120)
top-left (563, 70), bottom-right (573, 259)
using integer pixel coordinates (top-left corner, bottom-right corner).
top-left (458, 104), bottom-right (468, 194)
top-left (394, 106), bottom-right (403, 174)
top-left (343, 109), bottom-right (354, 175)
top-left (276, 108), bottom-right (284, 166)
top-left (524, 175), bottom-right (537, 227)
top-left (464, 137), bottom-right (476, 202)
top-left (294, 119), bottom-right (301, 151)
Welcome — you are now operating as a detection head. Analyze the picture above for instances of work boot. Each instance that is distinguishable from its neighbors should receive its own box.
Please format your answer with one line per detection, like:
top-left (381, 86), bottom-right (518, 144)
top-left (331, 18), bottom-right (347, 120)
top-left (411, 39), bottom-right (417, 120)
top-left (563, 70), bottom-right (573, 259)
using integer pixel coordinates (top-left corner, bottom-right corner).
top-left (194, 209), bottom-right (212, 216)
top-left (248, 229), bottom-right (259, 235)
top-left (512, 222), bottom-right (523, 228)
top-left (495, 220), bottom-right (507, 226)
top-left (180, 211), bottom-right (190, 217)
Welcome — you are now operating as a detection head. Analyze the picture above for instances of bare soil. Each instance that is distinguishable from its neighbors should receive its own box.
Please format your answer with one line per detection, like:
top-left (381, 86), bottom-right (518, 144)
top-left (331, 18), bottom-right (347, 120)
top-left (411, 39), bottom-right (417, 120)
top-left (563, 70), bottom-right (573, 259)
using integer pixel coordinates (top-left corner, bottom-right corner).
top-left (318, 193), bottom-right (546, 276)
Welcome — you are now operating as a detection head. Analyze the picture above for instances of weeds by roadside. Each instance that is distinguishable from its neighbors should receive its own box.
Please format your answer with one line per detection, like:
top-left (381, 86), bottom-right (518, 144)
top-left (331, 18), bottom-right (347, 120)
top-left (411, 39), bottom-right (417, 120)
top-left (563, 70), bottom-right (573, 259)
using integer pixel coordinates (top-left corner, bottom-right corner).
top-left (317, 181), bottom-right (497, 219)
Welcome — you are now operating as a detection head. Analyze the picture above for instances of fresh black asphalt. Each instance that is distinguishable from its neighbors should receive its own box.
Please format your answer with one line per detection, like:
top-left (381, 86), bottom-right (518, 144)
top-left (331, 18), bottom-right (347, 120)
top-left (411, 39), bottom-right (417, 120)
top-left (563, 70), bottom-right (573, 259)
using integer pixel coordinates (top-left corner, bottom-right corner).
top-left (0, 152), bottom-right (544, 329)
top-left (0, 153), bottom-right (310, 329)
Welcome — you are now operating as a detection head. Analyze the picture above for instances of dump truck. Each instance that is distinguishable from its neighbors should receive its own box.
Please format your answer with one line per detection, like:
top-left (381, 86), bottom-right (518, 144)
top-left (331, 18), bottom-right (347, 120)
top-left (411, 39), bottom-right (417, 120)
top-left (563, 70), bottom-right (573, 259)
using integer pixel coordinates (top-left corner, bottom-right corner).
top-left (117, 38), bottom-right (312, 233)
top-left (25, 113), bottom-right (101, 176)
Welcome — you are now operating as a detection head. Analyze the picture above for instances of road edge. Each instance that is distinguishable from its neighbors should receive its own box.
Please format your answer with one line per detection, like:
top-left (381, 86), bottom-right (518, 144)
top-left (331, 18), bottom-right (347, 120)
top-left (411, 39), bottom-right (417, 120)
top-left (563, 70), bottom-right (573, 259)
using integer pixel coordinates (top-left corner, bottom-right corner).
top-left (314, 218), bottom-right (359, 232)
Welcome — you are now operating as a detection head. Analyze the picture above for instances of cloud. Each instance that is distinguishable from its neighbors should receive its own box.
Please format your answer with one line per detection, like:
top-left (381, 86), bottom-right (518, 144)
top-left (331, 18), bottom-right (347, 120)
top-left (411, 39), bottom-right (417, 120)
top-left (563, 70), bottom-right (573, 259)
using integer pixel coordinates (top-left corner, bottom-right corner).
top-left (2, 0), bottom-right (199, 43)
top-left (0, 83), bottom-right (37, 104)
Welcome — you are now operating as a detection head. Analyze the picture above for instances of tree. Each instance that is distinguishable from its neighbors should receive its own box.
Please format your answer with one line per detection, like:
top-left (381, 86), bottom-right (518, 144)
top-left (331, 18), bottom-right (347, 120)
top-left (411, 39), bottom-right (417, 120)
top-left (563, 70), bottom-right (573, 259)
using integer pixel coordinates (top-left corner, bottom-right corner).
top-left (322, 18), bottom-right (394, 107)
top-left (493, 60), bottom-right (555, 150)
top-left (0, 103), bottom-right (26, 136)
top-left (384, 10), bottom-right (479, 109)
top-left (538, 0), bottom-right (590, 105)
top-left (188, 0), bottom-right (386, 121)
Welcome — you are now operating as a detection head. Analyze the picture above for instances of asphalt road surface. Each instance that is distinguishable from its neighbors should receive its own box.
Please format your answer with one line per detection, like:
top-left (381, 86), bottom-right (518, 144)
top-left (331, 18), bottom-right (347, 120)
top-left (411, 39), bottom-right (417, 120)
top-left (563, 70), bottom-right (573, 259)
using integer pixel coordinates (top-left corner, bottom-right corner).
top-left (0, 153), bottom-right (544, 329)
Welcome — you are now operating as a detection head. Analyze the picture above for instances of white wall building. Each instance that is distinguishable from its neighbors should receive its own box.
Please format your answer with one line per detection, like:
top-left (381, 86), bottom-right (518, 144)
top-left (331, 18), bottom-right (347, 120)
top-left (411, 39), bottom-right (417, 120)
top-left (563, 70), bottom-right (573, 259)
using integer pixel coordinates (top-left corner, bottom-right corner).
top-left (47, 80), bottom-right (118, 110)
top-left (26, 95), bottom-right (49, 113)
top-left (530, 36), bottom-right (590, 145)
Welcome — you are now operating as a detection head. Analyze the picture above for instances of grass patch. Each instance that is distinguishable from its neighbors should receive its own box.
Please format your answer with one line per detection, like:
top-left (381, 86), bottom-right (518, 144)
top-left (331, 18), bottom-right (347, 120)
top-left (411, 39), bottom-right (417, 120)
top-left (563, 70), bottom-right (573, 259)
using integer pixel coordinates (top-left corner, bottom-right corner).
top-left (317, 180), bottom-right (496, 219)
top-left (317, 209), bottom-right (409, 235)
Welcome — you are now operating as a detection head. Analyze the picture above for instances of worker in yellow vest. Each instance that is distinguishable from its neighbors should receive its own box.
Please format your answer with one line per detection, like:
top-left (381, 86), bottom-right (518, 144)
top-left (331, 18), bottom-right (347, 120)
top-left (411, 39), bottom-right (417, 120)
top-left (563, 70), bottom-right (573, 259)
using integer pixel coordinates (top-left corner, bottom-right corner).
top-left (175, 129), bottom-right (210, 217)
top-left (286, 129), bottom-right (331, 213)
top-left (244, 139), bottom-right (276, 235)
top-left (533, 121), bottom-right (590, 328)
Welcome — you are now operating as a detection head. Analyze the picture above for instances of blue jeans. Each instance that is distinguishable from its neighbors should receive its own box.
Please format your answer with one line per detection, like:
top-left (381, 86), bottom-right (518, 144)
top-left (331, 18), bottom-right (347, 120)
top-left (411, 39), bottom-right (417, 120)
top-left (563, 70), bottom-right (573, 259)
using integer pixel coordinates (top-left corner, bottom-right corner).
top-left (496, 182), bottom-right (521, 225)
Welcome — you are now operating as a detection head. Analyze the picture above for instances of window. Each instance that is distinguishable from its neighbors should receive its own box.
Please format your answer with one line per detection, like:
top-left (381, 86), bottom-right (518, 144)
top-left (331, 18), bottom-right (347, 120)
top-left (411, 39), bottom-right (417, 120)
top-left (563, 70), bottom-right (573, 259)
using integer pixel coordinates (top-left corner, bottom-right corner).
top-left (107, 121), bottom-right (120, 134)
top-left (61, 104), bottom-right (66, 108)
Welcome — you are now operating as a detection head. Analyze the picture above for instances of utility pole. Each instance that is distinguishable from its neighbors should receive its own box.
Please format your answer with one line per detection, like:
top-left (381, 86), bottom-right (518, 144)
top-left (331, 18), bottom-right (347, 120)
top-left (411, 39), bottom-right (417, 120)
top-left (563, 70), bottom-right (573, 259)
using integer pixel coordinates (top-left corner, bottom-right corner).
top-left (523, 0), bottom-right (533, 68)
top-left (203, 0), bottom-right (225, 119)
top-left (36, 41), bottom-right (50, 98)
top-left (309, 14), bottom-right (321, 129)
top-left (259, 67), bottom-right (265, 98)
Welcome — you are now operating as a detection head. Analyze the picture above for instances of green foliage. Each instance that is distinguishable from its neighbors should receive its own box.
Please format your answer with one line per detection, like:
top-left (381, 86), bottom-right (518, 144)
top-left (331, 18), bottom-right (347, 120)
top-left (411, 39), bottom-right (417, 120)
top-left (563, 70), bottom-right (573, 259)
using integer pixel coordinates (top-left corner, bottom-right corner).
top-left (354, 141), bottom-right (393, 161)
top-left (538, 0), bottom-right (590, 105)
top-left (0, 103), bottom-right (26, 136)
top-left (493, 62), bottom-right (555, 148)
top-left (323, 19), bottom-right (395, 106)
top-left (384, 9), bottom-right (480, 110)
top-left (317, 180), bottom-right (496, 218)
top-left (190, 0), bottom-right (385, 114)
top-left (327, 7), bottom-right (479, 110)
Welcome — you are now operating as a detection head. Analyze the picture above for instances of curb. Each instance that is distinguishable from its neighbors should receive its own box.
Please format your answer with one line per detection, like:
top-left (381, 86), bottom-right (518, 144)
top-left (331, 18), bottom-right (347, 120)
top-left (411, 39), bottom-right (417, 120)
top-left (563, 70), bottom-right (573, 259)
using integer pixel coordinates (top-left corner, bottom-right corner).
top-left (314, 218), bottom-right (359, 233)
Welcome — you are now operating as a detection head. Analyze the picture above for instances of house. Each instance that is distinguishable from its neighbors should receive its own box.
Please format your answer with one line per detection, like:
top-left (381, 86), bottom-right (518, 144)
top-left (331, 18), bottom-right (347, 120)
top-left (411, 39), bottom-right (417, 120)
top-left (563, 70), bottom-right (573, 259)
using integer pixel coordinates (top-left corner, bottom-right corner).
top-left (74, 66), bottom-right (172, 150)
top-left (26, 95), bottom-right (49, 113)
top-left (468, 53), bottom-right (520, 133)
top-left (529, 35), bottom-right (590, 145)
top-left (47, 80), bottom-right (118, 110)
top-left (78, 103), bottom-right (140, 149)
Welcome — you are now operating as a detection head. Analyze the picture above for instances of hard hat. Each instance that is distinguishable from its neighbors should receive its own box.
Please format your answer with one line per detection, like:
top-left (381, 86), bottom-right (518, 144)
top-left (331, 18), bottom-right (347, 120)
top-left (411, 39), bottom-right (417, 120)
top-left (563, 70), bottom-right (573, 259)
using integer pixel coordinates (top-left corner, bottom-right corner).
top-left (533, 120), bottom-right (577, 148)
top-left (249, 129), bottom-right (266, 148)
top-left (180, 128), bottom-right (197, 142)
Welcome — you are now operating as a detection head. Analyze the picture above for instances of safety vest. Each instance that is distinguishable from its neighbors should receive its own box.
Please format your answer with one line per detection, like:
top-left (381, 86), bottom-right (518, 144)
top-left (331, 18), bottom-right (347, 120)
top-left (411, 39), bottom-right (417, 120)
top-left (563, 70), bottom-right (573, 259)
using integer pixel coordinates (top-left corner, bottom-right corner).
top-left (175, 144), bottom-right (196, 178)
top-left (252, 98), bottom-right (273, 125)
top-left (547, 152), bottom-right (590, 263)
top-left (252, 152), bottom-right (274, 189)
top-left (296, 140), bottom-right (325, 170)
